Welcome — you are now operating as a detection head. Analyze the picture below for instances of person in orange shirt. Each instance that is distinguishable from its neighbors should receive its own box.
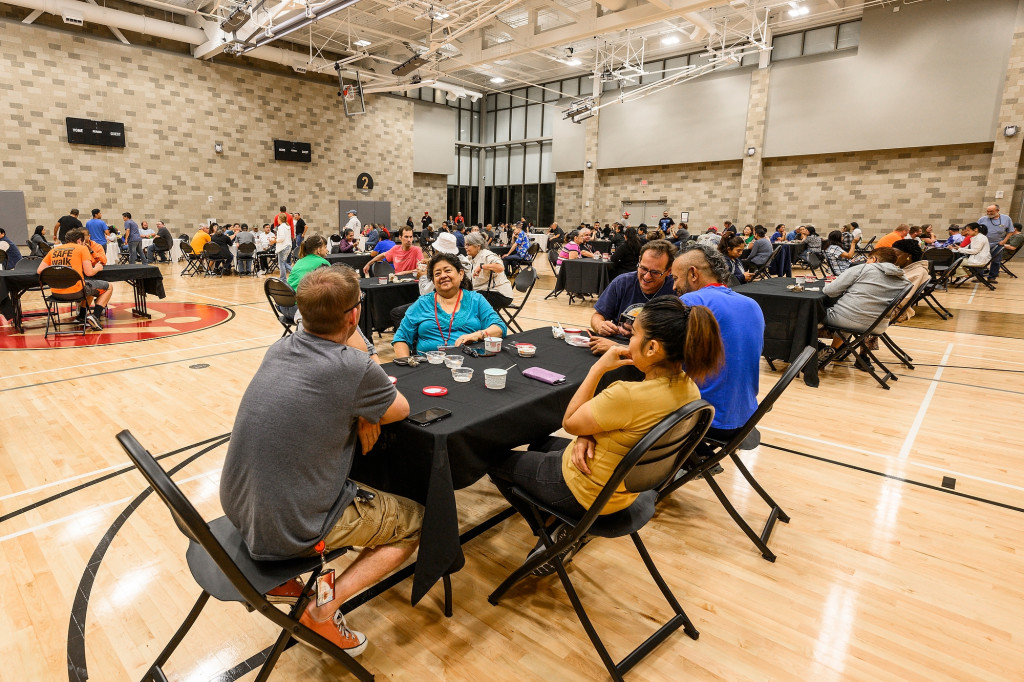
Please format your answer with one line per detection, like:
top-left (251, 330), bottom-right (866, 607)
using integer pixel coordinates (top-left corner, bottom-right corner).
top-left (37, 228), bottom-right (112, 330)
top-left (875, 224), bottom-right (910, 249)
top-left (191, 224), bottom-right (212, 255)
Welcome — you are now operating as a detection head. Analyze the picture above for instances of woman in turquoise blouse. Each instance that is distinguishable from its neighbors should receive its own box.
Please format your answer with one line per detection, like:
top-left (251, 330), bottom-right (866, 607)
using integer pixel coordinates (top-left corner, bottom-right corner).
top-left (393, 253), bottom-right (506, 357)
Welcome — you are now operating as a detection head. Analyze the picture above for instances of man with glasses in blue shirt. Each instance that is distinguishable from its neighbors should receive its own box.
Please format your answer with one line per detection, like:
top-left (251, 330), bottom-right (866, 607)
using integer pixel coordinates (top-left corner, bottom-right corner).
top-left (588, 239), bottom-right (677, 354)
top-left (978, 204), bottom-right (1013, 280)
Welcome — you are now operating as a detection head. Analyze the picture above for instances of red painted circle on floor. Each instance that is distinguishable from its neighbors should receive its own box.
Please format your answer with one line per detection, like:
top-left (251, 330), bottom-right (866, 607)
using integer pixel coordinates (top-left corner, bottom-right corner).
top-left (0, 301), bottom-right (234, 349)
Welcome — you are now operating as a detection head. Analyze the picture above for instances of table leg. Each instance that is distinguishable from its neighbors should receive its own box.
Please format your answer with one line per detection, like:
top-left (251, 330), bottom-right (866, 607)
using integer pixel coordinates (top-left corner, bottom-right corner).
top-left (129, 280), bottom-right (151, 318)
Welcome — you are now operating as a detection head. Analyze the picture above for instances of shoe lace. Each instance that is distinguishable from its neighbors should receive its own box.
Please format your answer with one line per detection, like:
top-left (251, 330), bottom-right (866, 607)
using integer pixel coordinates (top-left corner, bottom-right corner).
top-left (332, 610), bottom-right (355, 639)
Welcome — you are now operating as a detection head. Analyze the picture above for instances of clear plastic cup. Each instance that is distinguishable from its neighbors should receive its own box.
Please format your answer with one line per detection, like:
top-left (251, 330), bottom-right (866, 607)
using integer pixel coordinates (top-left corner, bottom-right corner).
top-left (484, 368), bottom-right (507, 389)
top-left (425, 351), bottom-right (445, 364)
top-left (443, 354), bottom-right (464, 368)
top-left (452, 367), bottom-right (473, 382)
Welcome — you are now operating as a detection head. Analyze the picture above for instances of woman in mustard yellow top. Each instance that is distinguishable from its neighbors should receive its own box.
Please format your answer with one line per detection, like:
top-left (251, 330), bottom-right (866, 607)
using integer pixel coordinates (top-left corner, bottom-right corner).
top-left (489, 296), bottom-right (723, 567)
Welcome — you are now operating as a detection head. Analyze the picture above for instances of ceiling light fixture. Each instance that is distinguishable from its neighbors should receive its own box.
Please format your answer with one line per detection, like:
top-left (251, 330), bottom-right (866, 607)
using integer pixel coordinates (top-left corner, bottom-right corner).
top-left (661, 35), bottom-right (680, 46)
top-left (566, 58), bottom-right (582, 66)
top-left (787, 3), bottom-right (810, 16)
top-left (490, 76), bottom-right (506, 84)
top-left (354, 39), bottom-right (371, 47)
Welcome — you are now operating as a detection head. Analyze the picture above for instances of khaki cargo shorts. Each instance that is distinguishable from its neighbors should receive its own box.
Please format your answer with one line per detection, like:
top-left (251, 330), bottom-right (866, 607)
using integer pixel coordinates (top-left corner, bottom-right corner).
top-left (320, 482), bottom-right (423, 552)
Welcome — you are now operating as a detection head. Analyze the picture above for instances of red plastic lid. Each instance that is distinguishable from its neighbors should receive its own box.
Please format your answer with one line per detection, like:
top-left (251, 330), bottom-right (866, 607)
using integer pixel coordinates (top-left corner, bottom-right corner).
top-left (388, 376), bottom-right (397, 385)
top-left (422, 386), bottom-right (448, 396)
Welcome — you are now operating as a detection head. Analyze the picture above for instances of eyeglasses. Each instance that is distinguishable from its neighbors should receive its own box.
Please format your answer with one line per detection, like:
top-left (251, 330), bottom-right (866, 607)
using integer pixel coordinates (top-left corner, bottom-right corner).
top-left (637, 264), bottom-right (666, 278)
top-left (344, 291), bottom-right (366, 314)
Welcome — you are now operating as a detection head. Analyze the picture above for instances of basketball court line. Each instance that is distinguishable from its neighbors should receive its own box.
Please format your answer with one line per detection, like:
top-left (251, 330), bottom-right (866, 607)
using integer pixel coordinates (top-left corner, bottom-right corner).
top-left (898, 342), bottom-right (953, 461)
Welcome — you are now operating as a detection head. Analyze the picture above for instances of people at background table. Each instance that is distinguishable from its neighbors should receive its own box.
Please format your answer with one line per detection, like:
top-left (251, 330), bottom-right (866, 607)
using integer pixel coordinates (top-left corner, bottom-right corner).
top-left (547, 222), bottom-right (565, 249)
top-left (208, 224), bottom-right (234, 274)
top-left (849, 221), bottom-right (863, 242)
top-left (824, 230), bottom-right (860, 274)
top-left (418, 224), bottom-right (435, 251)
top-left (937, 224), bottom-right (963, 248)
top-left (672, 244), bottom-right (763, 448)
top-left (609, 227), bottom-right (642, 278)
top-left (801, 226), bottom-right (823, 260)
top-left (139, 221), bottom-right (155, 238)
top-left (743, 226), bottom-right (773, 273)
top-left (336, 228), bottom-right (358, 253)
top-left (466, 232), bottom-right (514, 308)
top-left (658, 211), bottom-right (675, 233)
top-left (589, 240), bottom-right (678, 354)
top-left (254, 225), bottom-right (274, 273)
top-left (771, 224), bottom-right (786, 243)
top-left (636, 224), bottom-right (648, 243)
top-left (978, 204), bottom-right (1013, 280)
top-left (393, 253), bottom-right (506, 357)
top-left (817, 246), bottom-right (909, 360)
top-left (489, 296), bottom-right (724, 570)
top-left (85, 208), bottom-right (109, 245)
top-left (287, 233), bottom-right (330, 290)
top-left (502, 222), bottom-right (531, 276)
top-left (556, 229), bottom-right (594, 265)
top-left (363, 222), bottom-right (380, 252)
top-left (122, 211), bottom-right (146, 265)
top-left (28, 225), bottom-right (52, 257)
top-left (951, 222), bottom-right (992, 280)
top-left (1004, 223), bottom-right (1023, 257)
top-left (669, 226), bottom-right (690, 248)
top-left (697, 227), bottom-right (720, 247)
top-left (275, 217), bottom-right (293, 277)
top-left (37, 228), bottom-right (109, 330)
top-left (54, 208), bottom-right (82, 244)
top-left (420, 211), bottom-right (432, 232)
top-left (919, 224), bottom-right (937, 246)
top-left (876, 223), bottom-right (910, 249)
top-left (191, 224), bottom-right (211, 255)
top-left (233, 224), bottom-right (256, 274)
top-left (840, 224), bottom-right (856, 251)
top-left (363, 226), bottom-right (423, 276)
top-left (370, 231), bottom-right (395, 260)
top-left (453, 223), bottom-right (466, 250)
top-left (785, 225), bottom-right (799, 241)
top-left (0, 227), bottom-right (24, 268)
top-left (741, 225), bottom-right (754, 245)
top-left (718, 234), bottom-right (753, 284)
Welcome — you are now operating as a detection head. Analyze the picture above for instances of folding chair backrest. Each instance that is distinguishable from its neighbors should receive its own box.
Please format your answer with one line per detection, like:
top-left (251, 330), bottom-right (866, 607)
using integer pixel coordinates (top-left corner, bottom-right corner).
top-left (203, 242), bottom-right (223, 258)
top-left (38, 242), bottom-right (51, 256)
top-left (181, 242), bottom-right (196, 256)
top-left (924, 248), bottom-right (954, 264)
top-left (265, 277), bottom-right (296, 307)
top-left (513, 266), bottom-right (538, 293)
top-left (15, 257), bottom-right (40, 270)
top-left (39, 265), bottom-right (85, 294)
top-left (237, 242), bottom-right (256, 255)
top-left (620, 400), bottom-right (715, 494)
top-left (547, 249), bottom-right (559, 271)
top-left (890, 278), bottom-right (929, 323)
top-left (371, 260), bottom-right (395, 277)
top-left (860, 281), bottom-right (914, 335)
top-left (153, 235), bottom-right (170, 250)
top-left (525, 243), bottom-right (541, 261)
top-left (806, 251), bottom-right (823, 269)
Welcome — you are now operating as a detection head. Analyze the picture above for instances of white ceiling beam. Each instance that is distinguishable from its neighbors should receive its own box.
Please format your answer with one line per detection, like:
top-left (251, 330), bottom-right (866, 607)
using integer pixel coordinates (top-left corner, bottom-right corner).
top-left (21, 8), bottom-right (43, 22)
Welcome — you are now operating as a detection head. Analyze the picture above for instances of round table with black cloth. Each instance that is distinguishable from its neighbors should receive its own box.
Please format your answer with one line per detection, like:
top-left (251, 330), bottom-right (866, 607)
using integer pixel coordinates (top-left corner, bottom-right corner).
top-left (357, 277), bottom-right (420, 337)
top-left (735, 276), bottom-right (830, 387)
top-left (770, 241), bottom-right (808, 278)
top-left (325, 252), bottom-right (375, 276)
top-left (551, 257), bottom-right (614, 298)
top-left (349, 327), bottom-right (638, 605)
top-left (589, 239), bottom-right (612, 255)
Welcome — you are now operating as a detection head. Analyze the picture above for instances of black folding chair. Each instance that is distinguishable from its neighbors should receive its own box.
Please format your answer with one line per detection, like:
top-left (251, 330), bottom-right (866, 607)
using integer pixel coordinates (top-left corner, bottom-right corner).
top-left (236, 242), bottom-right (257, 276)
top-left (820, 282), bottom-right (914, 389)
top-left (496, 266), bottom-right (538, 334)
top-left (658, 346), bottom-right (814, 562)
top-left (507, 243), bottom-right (541, 281)
top-left (878, 279), bottom-right (930, 369)
top-left (265, 277), bottom-right (297, 337)
top-left (489, 401), bottom-right (715, 682)
top-left (370, 260), bottom-right (395, 278)
top-left (750, 245), bottom-right (782, 281)
top-left (954, 263), bottom-right (996, 290)
top-left (805, 251), bottom-right (827, 278)
top-left (115, 430), bottom-right (373, 682)
top-left (202, 242), bottom-right (227, 276)
top-left (38, 265), bottom-right (88, 338)
top-left (151, 235), bottom-right (171, 263)
top-left (179, 242), bottom-right (204, 277)
top-left (547, 249), bottom-right (560, 277)
top-left (855, 235), bottom-right (876, 253)
top-left (1000, 244), bottom-right (1020, 278)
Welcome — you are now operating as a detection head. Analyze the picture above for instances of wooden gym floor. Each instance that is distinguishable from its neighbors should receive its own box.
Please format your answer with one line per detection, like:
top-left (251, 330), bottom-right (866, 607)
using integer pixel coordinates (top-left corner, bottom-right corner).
top-left (1, 258), bottom-right (1022, 681)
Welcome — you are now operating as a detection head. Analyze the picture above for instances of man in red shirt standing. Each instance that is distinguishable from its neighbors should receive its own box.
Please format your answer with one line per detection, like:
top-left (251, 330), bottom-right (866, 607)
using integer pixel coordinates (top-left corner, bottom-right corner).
top-left (273, 205), bottom-right (295, 241)
top-left (362, 226), bottom-right (424, 276)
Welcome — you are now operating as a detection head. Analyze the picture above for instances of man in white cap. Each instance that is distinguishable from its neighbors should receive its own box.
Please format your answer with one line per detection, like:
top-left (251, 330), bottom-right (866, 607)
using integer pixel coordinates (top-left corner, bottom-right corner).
top-left (345, 209), bottom-right (361, 241)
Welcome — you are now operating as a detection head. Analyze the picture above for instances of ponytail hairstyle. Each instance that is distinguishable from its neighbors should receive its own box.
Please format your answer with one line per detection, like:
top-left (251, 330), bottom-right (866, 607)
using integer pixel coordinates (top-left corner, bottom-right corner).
top-left (717, 234), bottom-right (745, 257)
top-left (636, 296), bottom-right (724, 385)
top-left (298, 233), bottom-right (326, 258)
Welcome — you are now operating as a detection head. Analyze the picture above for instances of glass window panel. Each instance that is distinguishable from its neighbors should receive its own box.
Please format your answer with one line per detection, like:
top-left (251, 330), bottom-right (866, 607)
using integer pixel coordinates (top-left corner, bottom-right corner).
top-left (435, 89), bottom-right (448, 105)
top-left (540, 142), bottom-right (554, 183)
top-left (485, 149), bottom-right (494, 186)
top-left (509, 145), bottom-right (525, 184)
top-left (640, 61), bottom-right (663, 84)
top-left (804, 26), bottom-right (837, 55)
top-left (471, 112), bottom-right (480, 143)
top-left (772, 33), bottom-right (803, 61)
top-left (459, 110), bottom-right (471, 142)
top-left (717, 57), bottom-right (739, 71)
top-left (690, 52), bottom-right (711, 68)
top-left (459, 147), bottom-right (471, 185)
top-left (496, 92), bottom-right (511, 108)
top-left (580, 75), bottom-right (593, 96)
top-left (486, 93), bottom-right (496, 110)
top-left (523, 185), bottom-right (539, 226)
top-left (485, 110), bottom-right (496, 143)
top-left (541, 105), bottom-right (554, 137)
top-left (494, 186), bottom-right (508, 225)
top-left (543, 84), bottom-right (560, 102)
top-left (561, 78), bottom-right (579, 97)
top-left (470, 150), bottom-right (479, 187)
top-left (447, 152), bottom-right (457, 185)
top-left (527, 86), bottom-right (542, 102)
top-left (447, 186), bottom-right (457, 218)
top-left (837, 21), bottom-right (861, 50)
top-left (495, 109), bottom-right (510, 142)
top-left (664, 55), bottom-right (688, 73)
top-left (421, 86), bottom-right (434, 101)
top-left (524, 143), bottom-right (541, 184)
top-left (741, 51), bottom-right (760, 66)
top-left (494, 146), bottom-right (509, 184)
top-left (526, 104), bottom-right (542, 138)
top-left (511, 88), bottom-right (527, 105)
top-left (509, 185), bottom-right (523, 222)
top-left (484, 186), bottom-right (493, 225)
top-left (510, 106), bottom-right (526, 140)
top-left (602, 78), bottom-right (618, 92)
top-left (538, 183), bottom-right (555, 227)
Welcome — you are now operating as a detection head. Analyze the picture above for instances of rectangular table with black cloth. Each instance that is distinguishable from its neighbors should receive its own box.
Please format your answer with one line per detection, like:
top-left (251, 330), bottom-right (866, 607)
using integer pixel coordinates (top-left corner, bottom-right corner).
top-left (736, 277), bottom-right (829, 387)
top-left (0, 264), bottom-right (166, 332)
top-left (549, 257), bottom-right (614, 298)
top-left (358, 277), bottom-right (419, 336)
top-left (325, 252), bottom-right (375, 276)
top-left (349, 327), bottom-right (623, 605)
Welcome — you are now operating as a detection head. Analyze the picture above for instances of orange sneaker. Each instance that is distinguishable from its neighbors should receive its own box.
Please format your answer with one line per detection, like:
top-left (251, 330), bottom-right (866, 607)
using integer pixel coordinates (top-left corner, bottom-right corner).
top-left (266, 578), bottom-right (305, 604)
top-left (298, 610), bottom-right (368, 656)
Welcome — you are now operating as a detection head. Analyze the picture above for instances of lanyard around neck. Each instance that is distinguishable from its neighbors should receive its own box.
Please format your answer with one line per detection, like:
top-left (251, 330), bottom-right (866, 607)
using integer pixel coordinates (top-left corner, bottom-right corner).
top-left (433, 289), bottom-right (463, 346)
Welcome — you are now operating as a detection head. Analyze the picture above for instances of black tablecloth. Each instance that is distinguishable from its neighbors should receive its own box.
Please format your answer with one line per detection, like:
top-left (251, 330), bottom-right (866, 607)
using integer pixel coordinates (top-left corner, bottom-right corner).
top-left (358, 277), bottom-right (419, 336)
top-left (590, 239), bottom-right (612, 254)
top-left (736, 277), bottom-right (828, 387)
top-left (553, 258), bottom-right (613, 297)
top-left (350, 327), bottom-right (612, 604)
top-left (770, 242), bottom-right (807, 278)
top-left (325, 252), bottom-right (375, 276)
top-left (0, 264), bottom-right (165, 321)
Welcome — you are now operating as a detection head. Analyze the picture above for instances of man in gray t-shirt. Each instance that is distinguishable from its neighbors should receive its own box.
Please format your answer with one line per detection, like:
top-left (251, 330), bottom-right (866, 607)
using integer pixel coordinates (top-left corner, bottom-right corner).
top-left (220, 266), bottom-right (419, 656)
top-left (233, 225), bottom-right (257, 274)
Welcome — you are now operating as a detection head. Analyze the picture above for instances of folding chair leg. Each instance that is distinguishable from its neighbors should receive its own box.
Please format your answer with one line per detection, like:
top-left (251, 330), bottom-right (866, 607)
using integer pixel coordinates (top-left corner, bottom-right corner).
top-left (148, 591), bottom-right (211, 676)
top-left (704, 474), bottom-right (779, 562)
top-left (553, 560), bottom-right (623, 682)
top-left (764, 356), bottom-right (777, 372)
top-left (855, 348), bottom-right (895, 389)
top-left (1001, 262), bottom-right (1017, 279)
top-left (880, 333), bottom-right (914, 369)
top-left (923, 294), bottom-right (951, 320)
top-left (630, 533), bottom-right (698, 639)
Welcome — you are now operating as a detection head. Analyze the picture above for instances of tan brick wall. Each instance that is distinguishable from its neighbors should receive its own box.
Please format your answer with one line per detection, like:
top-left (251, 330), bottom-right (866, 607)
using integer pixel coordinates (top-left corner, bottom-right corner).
top-left (759, 144), bottom-right (994, 237)
top-left (408, 173), bottom-right (448, 220)
top-left (0, 20), bottom-right (418, 237)
top-left (555, 171), bottom-right (584, 228)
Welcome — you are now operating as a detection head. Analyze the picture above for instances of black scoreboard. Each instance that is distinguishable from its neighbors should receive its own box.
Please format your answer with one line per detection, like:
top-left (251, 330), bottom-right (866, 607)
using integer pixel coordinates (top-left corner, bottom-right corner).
top-left (273, 139), bottom-right (312, 163)
top-left (66, 118), bottom-right (126, 147)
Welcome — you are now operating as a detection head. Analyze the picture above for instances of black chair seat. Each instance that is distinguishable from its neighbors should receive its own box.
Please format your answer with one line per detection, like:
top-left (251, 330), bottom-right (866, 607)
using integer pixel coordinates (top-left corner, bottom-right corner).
top-left (588, 491), bottom-right (656, 538)
top-left (187, 516), bottom-right (347, 603)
